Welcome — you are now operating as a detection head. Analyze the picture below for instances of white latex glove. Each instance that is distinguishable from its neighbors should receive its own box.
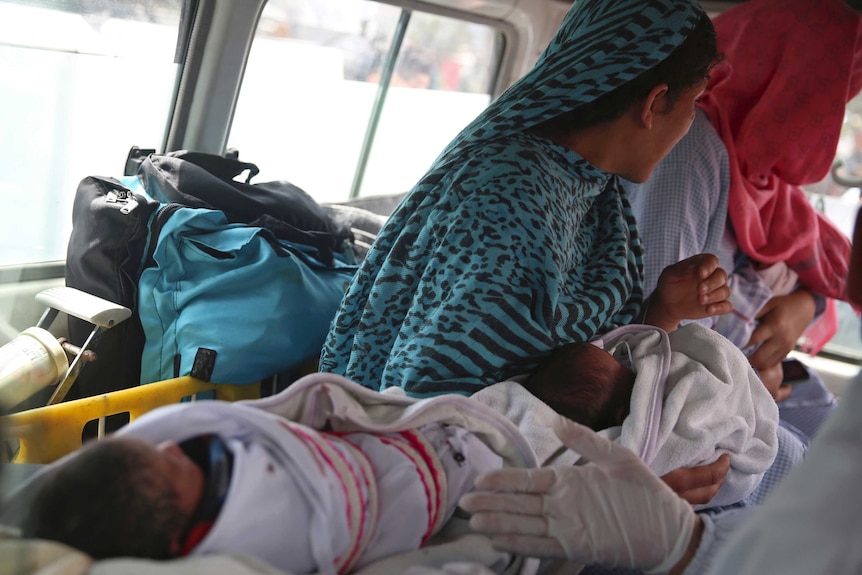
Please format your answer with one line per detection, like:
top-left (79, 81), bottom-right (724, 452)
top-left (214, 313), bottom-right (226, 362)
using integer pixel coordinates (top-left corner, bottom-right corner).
top-left (459, 416), bottom-right (697, 573)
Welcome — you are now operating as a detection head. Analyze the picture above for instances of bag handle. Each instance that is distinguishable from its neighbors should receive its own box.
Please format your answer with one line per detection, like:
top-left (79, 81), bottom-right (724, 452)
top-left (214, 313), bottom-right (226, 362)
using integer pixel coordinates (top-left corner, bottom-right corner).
top-left (253, 214), bottom-right (337, 265)
top-left (174, 151), bottom-right (260, 184)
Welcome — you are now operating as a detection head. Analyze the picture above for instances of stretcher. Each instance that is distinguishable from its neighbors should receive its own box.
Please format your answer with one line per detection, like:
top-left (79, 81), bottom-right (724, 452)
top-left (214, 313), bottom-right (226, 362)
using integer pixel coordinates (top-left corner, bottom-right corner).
top-left (2, 376), bottom-right (260, 464)
top-left (1, 373), bottom-right (535, 575)
top-left (0, 287), bottom-right (263, 464)
top-left (0, 290), bottom-right (533, 575)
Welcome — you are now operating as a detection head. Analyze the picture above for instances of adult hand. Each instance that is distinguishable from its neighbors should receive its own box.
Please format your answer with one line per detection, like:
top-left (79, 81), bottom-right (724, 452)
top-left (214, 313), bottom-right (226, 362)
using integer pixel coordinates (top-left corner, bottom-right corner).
top-left (648, 253), bottom-right (732, 332)
top-left (757, 361), bottom-right (792, 403)
top-left (459, 417), bottom-right (699, 574)
top-left (746, 289), bottom-right (816, 372)
top-left (660, 454), bottom-right (730, 505)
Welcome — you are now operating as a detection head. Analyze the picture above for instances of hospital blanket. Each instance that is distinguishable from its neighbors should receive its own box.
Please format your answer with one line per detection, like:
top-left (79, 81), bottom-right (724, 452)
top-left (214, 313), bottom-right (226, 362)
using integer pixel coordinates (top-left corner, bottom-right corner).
top-left (473, 323), bottom-right (779, 509)
top-left (250, 372), bottom-right (537, 471)
top-left (0, 530), bottom-right (510, 575)
top-left (471, 377), bottom-right (582, 468)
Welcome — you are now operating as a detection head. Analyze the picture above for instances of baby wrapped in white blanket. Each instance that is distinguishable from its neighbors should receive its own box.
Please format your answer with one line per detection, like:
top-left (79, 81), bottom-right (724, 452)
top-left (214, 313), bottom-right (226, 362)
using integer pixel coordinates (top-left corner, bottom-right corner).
top-left (15, 373), bottom-right (538, 575)
top-left (473, 322), bottom-right (779, 509)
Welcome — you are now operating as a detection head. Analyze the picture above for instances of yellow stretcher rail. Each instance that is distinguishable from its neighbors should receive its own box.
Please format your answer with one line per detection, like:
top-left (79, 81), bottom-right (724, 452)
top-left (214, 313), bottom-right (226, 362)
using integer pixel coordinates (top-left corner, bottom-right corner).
top-left (1, 377), bottom-right (260, 464)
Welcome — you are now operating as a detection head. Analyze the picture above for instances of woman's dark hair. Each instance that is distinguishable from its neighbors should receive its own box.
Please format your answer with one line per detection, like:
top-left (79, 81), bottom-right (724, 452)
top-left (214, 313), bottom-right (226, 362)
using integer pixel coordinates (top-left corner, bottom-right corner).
top-left (527, 342), bottom-right (635, 431)
top-left (22, 438), bottom-right (186, 560)
top-left (536, 11), bottom-right (720, 135)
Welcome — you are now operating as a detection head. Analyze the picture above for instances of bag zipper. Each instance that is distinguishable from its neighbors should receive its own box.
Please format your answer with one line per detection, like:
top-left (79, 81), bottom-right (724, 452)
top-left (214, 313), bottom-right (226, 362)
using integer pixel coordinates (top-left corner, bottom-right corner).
top-left (104, 188), bottom-right (139, 215)
top-left (141, 203), bottom-right (184, 270)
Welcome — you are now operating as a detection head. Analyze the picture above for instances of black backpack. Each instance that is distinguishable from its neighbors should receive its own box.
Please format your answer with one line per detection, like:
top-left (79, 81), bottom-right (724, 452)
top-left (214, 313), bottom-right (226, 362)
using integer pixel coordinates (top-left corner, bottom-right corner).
top-left (64, 175), bottom-right (160, 399)
top-left (137, 151), bottom-right (350, 265)
top-left (64, 152), bottom-right (353, 399)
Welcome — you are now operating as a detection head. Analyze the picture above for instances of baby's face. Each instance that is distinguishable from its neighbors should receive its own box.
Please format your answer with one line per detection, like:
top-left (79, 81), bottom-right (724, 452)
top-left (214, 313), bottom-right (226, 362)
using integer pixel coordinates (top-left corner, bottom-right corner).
top-left (123, 436), bottom-right (205, 522)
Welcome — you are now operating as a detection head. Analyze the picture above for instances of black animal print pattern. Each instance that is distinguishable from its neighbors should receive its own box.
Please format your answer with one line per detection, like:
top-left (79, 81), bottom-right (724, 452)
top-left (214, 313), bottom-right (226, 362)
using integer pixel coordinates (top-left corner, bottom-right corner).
top-left (320, 0), bottom-right (703, 396)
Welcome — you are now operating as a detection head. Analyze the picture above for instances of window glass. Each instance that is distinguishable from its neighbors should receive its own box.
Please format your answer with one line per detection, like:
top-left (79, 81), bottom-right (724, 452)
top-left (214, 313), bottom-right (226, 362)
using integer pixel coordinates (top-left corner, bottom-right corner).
top-left (228, 0), bottom-right (501, 204)
top-left (802, 94), bottom-right (862, 360)
top-left (0, 0), bottom-right (184, 267)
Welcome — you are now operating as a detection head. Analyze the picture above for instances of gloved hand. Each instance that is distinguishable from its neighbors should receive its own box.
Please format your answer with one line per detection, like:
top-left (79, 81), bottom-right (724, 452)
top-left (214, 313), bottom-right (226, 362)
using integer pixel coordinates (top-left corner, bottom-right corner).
top-left (459, 416), bottom-right (698, 573)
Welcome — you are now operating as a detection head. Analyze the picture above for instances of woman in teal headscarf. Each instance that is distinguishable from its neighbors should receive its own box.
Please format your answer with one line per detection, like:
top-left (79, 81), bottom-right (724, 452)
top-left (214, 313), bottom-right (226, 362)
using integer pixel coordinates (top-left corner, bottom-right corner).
top-left (321, 0), bottom-right (724, 397)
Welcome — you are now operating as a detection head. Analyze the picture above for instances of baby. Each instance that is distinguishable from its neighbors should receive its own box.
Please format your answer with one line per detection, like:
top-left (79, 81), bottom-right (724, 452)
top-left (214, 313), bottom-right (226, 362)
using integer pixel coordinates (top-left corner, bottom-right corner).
top-left (516, 323), bottom-right (780, 509)
top-left (19, 375), bottom-right (522, 574)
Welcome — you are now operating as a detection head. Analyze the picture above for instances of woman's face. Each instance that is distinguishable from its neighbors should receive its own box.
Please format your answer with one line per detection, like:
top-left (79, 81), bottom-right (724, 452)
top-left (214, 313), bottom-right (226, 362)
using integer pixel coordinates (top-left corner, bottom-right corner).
top-left (661, 80), bottom-right (707, 148)
top-left (631, 79), bottom-right (708, 183)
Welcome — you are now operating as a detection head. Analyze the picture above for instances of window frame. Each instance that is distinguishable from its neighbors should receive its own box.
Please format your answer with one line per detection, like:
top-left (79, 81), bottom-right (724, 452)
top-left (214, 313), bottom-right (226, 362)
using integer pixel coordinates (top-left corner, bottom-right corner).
top-left (167, 0), bottom-right (518, 156)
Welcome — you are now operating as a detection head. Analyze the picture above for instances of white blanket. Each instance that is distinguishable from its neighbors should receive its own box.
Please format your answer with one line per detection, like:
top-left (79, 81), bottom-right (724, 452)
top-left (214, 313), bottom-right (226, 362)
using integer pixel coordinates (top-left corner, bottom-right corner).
top-left (6, 373), bottom-right (539, 575)
top-left (471, 376), bottom-right (581, 468)
top-left (251, 372), bottom-right (537, 471)
top-left (473, 323), bottom-right (779, 508)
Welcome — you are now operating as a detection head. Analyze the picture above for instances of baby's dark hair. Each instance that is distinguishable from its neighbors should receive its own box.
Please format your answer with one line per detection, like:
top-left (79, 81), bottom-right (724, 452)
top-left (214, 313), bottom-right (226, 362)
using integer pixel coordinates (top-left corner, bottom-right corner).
top-left (527, 342), bottom-right (635, 431)
top-left (22, 438), bottom-right (185, 560)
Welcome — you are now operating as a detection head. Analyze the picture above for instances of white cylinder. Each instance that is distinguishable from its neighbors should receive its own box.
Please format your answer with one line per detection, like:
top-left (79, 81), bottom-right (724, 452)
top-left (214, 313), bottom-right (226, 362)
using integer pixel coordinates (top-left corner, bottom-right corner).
top-left (0, 327), bottom-right (69, 408)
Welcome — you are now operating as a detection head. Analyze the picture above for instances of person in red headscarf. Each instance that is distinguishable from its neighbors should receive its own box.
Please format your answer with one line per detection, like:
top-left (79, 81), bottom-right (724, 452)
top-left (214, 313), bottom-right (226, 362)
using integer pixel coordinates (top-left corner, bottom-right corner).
top-left (626, 0), bottom-right (862, 442)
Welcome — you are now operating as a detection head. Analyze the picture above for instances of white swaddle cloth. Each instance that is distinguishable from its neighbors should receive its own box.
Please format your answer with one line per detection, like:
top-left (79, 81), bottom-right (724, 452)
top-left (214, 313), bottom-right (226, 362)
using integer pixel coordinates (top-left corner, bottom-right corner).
top-left (602, 323), bottom-right (779, 508)
top-left (474, 323), bottom-right (779, 509)
top-left (114, 402), bottom-right (383, 574)
top-left (118, 374), bottom-right (524, 574)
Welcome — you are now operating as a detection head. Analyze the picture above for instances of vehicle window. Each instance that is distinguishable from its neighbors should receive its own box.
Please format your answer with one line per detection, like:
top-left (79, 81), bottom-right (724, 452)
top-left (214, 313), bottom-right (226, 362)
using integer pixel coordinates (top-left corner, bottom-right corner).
top-left (228, 0), bottom-right (501, 204)
top-left (802, 93), bottom-right (862, 361)
top-left (0, 0), bottom-right (185, 267)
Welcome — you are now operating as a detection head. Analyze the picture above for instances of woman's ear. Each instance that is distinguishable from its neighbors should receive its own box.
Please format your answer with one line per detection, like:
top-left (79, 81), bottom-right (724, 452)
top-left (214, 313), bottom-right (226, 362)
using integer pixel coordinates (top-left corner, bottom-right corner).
top-left (638, 83), bottom-right (670, 129)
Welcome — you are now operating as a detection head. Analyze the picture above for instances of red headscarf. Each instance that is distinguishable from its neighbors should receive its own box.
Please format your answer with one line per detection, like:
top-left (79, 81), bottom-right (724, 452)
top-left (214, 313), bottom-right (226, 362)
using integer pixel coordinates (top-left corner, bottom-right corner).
top-left (698, 0), bottom-right (862, 302)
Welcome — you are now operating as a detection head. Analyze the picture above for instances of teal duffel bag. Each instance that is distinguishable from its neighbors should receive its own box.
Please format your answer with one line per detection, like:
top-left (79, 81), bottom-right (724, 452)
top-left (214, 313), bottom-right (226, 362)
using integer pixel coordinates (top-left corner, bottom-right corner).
top-left (138, 206), bottom-right (358, 386)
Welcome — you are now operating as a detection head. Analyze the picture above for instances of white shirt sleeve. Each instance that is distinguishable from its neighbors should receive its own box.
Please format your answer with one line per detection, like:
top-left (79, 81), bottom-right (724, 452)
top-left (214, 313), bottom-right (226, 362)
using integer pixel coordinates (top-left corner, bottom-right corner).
top-left (692, 371), bottom-right (862, 574)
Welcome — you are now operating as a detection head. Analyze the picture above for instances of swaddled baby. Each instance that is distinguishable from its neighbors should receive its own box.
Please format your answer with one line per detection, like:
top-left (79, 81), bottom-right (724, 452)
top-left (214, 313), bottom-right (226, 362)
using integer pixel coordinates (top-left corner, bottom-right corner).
top-left (20, 380), bottom-right (515, 574)
top-left (523, 323), bottom-right (780, 509)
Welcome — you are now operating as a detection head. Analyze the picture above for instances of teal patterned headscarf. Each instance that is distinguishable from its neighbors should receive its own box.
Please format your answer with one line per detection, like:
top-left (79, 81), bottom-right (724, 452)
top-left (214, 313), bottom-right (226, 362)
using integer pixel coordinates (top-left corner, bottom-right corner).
top-left (322, 0), bottom-right (708, 396)
top-left (440, 0), bottom-right (703, 157)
